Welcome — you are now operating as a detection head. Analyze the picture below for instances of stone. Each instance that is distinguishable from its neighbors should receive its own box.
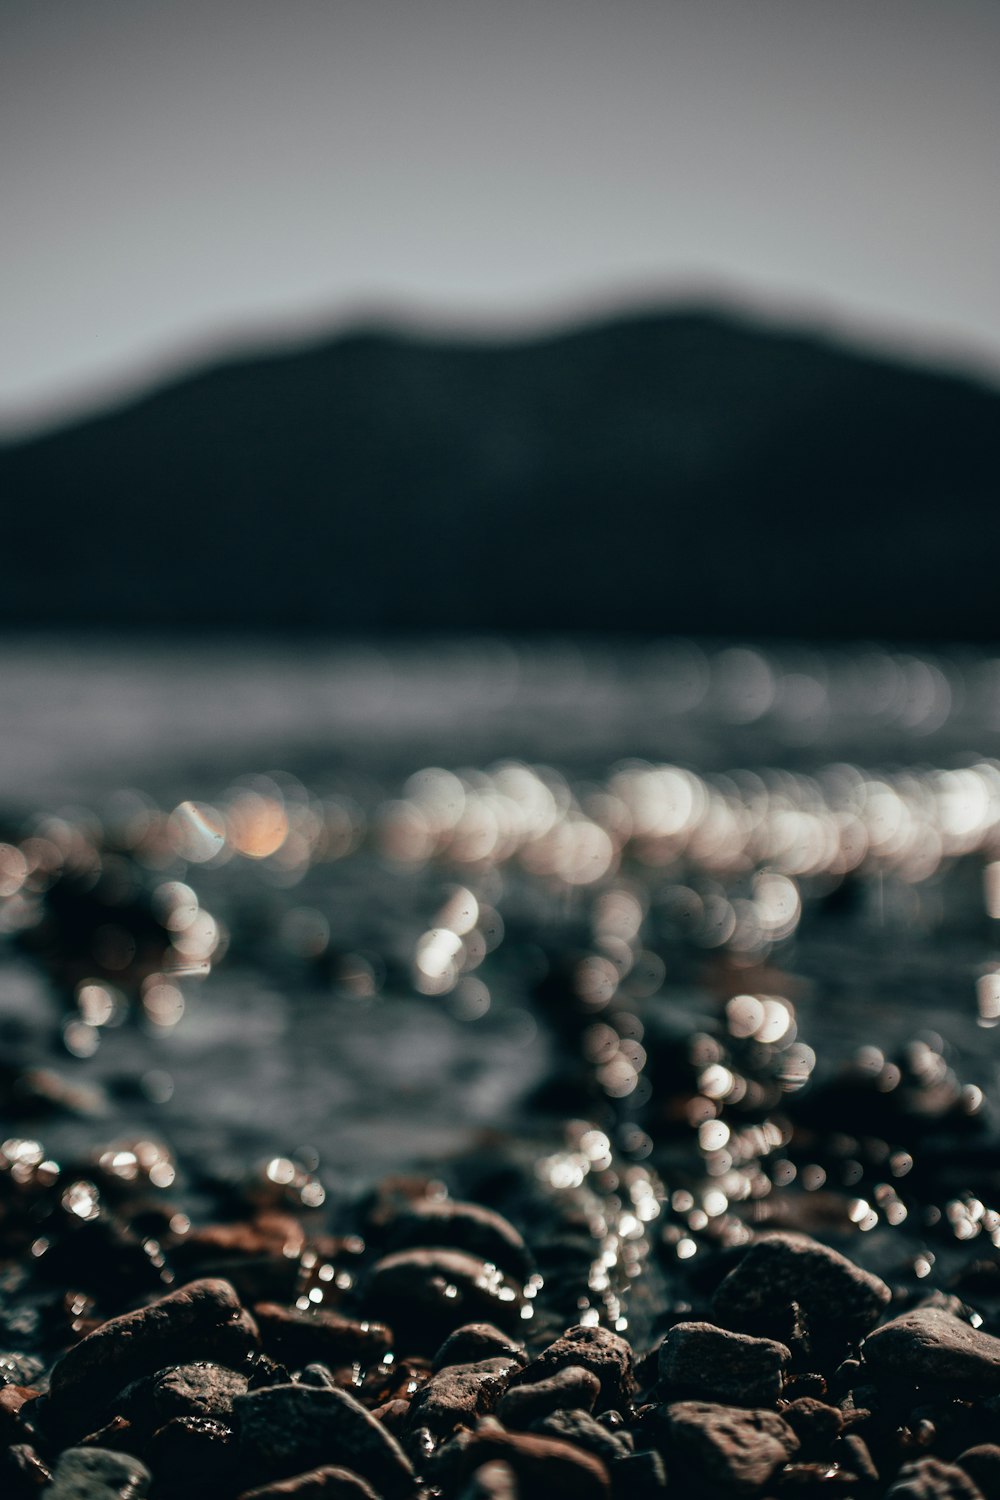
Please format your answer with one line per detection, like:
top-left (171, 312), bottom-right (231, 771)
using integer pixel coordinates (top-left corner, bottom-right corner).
top-left (46, 1446), bottom-right (151, 1499)
top-left (862, 1309), bottom-right (1000, 1391)
top-left (506, 1326), bottom-right (634, 1413)
top-left (498, 1367), bottom-right (601, 1428)
top-left (888, 1457), bottom-right (985, 1499)
top-left (238, 1468), bottom-right (382, 1500)
top-left (153, 1361), bottom-right (249, 1419)
top-left (779, 1397), bottom-right (844, 1449)
top-left (532, 1409), bottom-right (632, 1464)
top-left (658, 1321), bottom-right (790, 1406)
top-left (385, 1200), bottom-right (532, 1279)
top-left (455, 1420), bottom-right (610, 1500)
top-left (459, 1460), bottom-right (520, 1500)
top-left (433, 1325), bottom-right (527, 1373)
top-left (254, 1303), bottom-right (393, 1369)
top-left (712, 1233), bottom-right (891, 1350)
top-left (48, 1279), bottom-right (258, 1431)
top-left (958, 1447), bottom-right (1000, 1500)
top-left (234, 1382), bottom-right (414, 1496)
top-left (405, 1356), bottom-right (519, 1434)
top-left (609, 1449), bottom-right (666, 1498)
top-left (365, 1249), bottom-right (524, 1351)
top-left (664, 1400), bottom-right (799, 1495)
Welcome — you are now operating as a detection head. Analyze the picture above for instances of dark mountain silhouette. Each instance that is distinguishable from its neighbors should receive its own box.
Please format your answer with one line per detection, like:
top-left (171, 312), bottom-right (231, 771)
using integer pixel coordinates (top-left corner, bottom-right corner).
top-left (1, 308), bottom-right (997, 638)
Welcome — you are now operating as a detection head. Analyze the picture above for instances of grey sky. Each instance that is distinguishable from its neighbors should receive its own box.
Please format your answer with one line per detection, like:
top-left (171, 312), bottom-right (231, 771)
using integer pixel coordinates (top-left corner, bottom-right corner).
top-left (2, 0), bottom-right (999, 435)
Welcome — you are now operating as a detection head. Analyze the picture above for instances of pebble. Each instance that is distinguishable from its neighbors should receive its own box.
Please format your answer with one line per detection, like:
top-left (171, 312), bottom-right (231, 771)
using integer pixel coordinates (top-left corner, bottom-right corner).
top-left (658, 1321), bottom-right (790, 1406)
top-left (48, 1279), bottom-right (259, 1430)
top-left (234, 1382), bottom-right (415, 1495)
top-left (365, 1249), bottom-right (524, 1350)
top-left (253, 1303), bottom-right (393, 1369)
top-left (45, 1446), bottom-right (152, 1499)
top-left (531, 1409), bottom-right (632, 1465)
top-left (959, 1448), bottom-right (1000, 1500)
top-left (888, 1457), bottom-right (985, 1499)
top-left (459, 1459), bottom-right (521, 1500)
top-left (238, 1468), bottom-right (382, 1500)
top-left (712, 1233), bottom-right (892, 1349)
top-left (455, 1419), bottom-right (611, 1500)
top-left (405, 1357), bottom-right (519, 1434)
top-left (862, 1310), bottom-right (1000, 1392)
top-left (153, 1361), bottom-right (249, 1420)
top-left (433, 1325), bottom-right (527, 1373)
top-left (498, 1367), bottom-right (601, 1428)
top-left (385, 1200), bottom-right (532, 1279)
top-left (506, 1327), bottom-right (634, 1413)
top-left (663, 1400), bottom-right (800, 1495)
top-left (779, 1397), bottom-right (844, 1450)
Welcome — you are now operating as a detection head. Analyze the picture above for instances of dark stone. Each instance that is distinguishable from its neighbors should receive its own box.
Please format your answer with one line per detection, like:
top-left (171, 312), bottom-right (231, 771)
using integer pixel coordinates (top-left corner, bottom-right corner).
top-left (48, 1279), bottom-right (259, 1432)
top-left (365, 1250), bottom-right (524, 1351)
top-left (888, 1457), bottom-right (985, 1499)
top-left (148, 1415), bottom-right (237, 1488)
top-left (664, 1400), bottom-right (800, 1495)
top-left (658, 1321), bottom-right (790, 1406)
top-left (532, 1409), bottom-right (632, 1465)
top-left (254, 1303), bottom-right (393, 1368)
top-left (459, 1460), bottom-right (520, 1500)
top-left (454, 1419), bottom-right (610, 1500)
top-left (153, 1361), bottom-right (249, 1420)
top-left (234, 1382), bottom-right (415, 1496)
top-left (958, 1448), bottom-right (1000, 1500)
top-left (434, 1325), bottom-right (527, 1373)
top-left (1, 1384), bottom-right (35, 1442)
top-left (405, 1357), bottom-right (519, 1434)
top-left (299, 1365), bottom-right (338, 1390)
top-left (840, 1433), bottom-right (879, 1484)
top-left (862, 1310), bottom-right (1000, 1391)
top-left (238, 1468), bottom-right (383, 1500)
top-left (45, 1445), bottom-right (152, 1498)
top-left (506, 1326), bottom-right (634, 1413)
top-left (780, 1398), bottom-right (844, 1451)
top-left (498, 1367), bottom-right (601, 1429)
top-left (609, 1449), bottom-right (666, 1499)
top-left (712, 1234), bottom-right (891, 1352)
top-left (385, 1200), bottom-right (532, 1279)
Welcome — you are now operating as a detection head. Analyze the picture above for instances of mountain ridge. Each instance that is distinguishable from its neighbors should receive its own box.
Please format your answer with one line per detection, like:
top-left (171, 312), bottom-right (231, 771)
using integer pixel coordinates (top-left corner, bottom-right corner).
top-left (1, 307), bottom-right (996, 638)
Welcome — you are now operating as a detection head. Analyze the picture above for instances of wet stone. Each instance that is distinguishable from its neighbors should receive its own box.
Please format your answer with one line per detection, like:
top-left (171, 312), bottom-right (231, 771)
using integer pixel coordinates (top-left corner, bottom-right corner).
top-left (234, 1382), bottom-right (415, 1496)
top-left (658, 1321), bottom-right (790, 1407)
top-left (531, 1408), bottom-right (632, 1465)
top-left (958, 1448), bottom-right (1000, 1500)
top-left (888, 1457), bottom-right (985, 1500)
top-left (238, 1468), bottom-right (383, 1500)
top-left (385, 1200), bottom-right (532, 1280)
top-left (153, 1361), bottom-right (249, 1420)
top-left (506, 1326), bottom-right (634, 1413)
top-left (664, 1400), bottom-right (800, 1496)
top-left (459, 1459), bottom-right (520, 1500)
top-left (48, 1279), bottom-right (259, 1432)
top-left (498, 1366), bottom-right (601, 1428)
top-left (862, 1310), bottom-right (1000, 1392)
top-left (2, 1442), bottom-right (52, 1495)
top-left (840, 1433), bottom-right (879, 1484)
top-left (712, 1234), bottom-right (891, 1351)
top-left (365, 1249), bottom-right (524, 1351)
top-left (405, 1356), bottom-right (519, 1435)
top-left (1, 1352), bottom-right (44, 1387)
top-left (779, 1398), bottom-right (844, 1451)
top-left (433, 1325), bottom-right (527, 1373)
top-left (46, 1446), bottom-right (152, 1499)
top-left (254, 1303), bottom-right (393, 1369)
top-left (455, 1419), bottom-right (611, 1500)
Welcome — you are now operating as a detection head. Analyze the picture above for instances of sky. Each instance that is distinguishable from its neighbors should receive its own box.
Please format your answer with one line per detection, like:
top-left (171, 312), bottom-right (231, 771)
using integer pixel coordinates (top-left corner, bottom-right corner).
top-left (2, 0), bottom-right (999, 436)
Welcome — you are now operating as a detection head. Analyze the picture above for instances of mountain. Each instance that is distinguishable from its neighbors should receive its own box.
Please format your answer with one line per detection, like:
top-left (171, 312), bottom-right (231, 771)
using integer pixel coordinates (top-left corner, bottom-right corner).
top-left (1, 309), bottom-right (997, 638)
